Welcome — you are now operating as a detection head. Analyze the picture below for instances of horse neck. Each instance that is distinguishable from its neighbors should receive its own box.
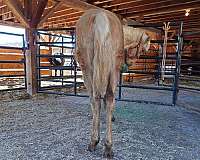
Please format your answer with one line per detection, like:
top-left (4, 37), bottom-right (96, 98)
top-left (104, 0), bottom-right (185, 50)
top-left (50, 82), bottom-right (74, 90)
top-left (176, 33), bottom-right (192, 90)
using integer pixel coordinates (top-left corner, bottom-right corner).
top-left (123, 26), bottom-right (144, 47)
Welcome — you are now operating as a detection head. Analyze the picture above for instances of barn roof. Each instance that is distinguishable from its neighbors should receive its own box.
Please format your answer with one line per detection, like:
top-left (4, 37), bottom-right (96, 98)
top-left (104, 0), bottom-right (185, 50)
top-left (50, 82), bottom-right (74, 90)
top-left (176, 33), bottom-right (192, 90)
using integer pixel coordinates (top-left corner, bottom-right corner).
top-left (1, 0), bottom-right (200, 39)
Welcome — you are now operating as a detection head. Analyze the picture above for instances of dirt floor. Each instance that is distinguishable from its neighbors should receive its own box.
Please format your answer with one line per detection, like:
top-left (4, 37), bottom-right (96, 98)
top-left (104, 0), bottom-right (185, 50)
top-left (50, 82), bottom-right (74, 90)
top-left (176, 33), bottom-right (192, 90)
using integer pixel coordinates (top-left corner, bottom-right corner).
top-left (0, 88), bottom-right (200, 160)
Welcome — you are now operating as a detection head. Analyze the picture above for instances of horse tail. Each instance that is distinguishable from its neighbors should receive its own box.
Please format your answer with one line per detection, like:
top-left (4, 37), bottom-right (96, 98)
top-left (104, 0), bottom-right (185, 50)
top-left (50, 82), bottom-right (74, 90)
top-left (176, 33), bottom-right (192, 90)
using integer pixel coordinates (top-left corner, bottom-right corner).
top-left (93, 12), bottom-right (115, 97)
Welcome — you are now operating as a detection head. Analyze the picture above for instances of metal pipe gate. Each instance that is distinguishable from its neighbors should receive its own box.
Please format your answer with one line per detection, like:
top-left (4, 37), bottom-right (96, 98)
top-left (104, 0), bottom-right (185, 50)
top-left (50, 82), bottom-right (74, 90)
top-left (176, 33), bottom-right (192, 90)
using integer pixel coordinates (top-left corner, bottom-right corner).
top-left (0, 31), bottom-right (27, 91)
top-left (118, 22), bottom-right (183, 105)
top-left (36, 28), bottom-right (84, 96)
top-left (36, 23), bottom-right (184, 106)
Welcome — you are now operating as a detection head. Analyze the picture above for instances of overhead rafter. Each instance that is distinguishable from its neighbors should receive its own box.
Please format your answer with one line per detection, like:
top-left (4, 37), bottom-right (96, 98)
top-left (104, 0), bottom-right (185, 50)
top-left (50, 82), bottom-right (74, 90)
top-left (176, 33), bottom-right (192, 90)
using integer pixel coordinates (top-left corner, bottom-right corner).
top-left (100, 0), bottom-right (168, 10)
top-left (49, 8), bottom-right (83, 18)
top-left (4, 0), bottom-right (30, 28)
top-left (60, 0), bottom-right (99, 11)
top-left (121, 0), bottom-right (200, 18)
top-left (0, 19), bottom-right (22, 27)
top-left (38, 1), bottom-right (63, 27)
top-left (31, 0), bottom-right (48, 28)
top-left (142, 9), bottom-right (200, 21)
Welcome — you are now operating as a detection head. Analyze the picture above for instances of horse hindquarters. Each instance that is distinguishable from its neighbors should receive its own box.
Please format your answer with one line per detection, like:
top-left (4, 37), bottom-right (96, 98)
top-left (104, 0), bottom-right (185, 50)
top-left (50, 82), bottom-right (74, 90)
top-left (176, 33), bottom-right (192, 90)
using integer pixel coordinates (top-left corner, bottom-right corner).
top-left (76, 9), bottom-right (123, 158)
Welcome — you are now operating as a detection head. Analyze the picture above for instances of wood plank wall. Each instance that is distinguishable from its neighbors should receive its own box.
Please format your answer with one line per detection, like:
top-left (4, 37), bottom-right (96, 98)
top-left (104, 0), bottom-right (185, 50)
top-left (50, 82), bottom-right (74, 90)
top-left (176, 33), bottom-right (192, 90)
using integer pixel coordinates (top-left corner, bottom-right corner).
top-left (0, 48), bottom-right (51, 76)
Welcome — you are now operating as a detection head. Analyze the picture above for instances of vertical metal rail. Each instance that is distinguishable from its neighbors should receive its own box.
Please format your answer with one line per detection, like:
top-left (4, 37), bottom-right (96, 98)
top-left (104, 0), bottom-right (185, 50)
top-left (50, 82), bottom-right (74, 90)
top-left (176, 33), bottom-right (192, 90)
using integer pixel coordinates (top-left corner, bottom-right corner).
top-left (156, 45), bottom-right (161, 86)
top-left (158, 43), bottom-right (164, 85)
top-left (71, 32), bottom-right (77, 95)
top-left (61, 36), bottom-right (64, 86)
top-left (37, 32), bottom-right (42, 92)
top-left (118, 71), bottom-right (122, 99)
top-left (172, 22), bottom-right (183, 105)
top-left (22, 34), bottom-right (27, 89)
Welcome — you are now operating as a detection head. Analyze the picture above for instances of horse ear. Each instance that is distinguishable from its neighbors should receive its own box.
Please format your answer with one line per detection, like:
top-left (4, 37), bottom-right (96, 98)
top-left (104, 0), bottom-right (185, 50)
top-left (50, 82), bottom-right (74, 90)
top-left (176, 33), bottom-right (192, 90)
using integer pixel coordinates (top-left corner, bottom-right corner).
top-left (122, 18), bottom-right (128, 25)
top-left (144, 33), bottom-right (151, 44)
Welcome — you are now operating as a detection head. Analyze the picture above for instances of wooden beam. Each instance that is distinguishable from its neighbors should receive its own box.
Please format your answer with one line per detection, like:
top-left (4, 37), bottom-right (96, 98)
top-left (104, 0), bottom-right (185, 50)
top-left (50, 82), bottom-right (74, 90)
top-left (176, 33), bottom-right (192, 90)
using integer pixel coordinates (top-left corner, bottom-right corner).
top-left (121, 0), bottom-right (200, 18)
top-left (61, 0), bottom-right (99, 11)
top-left (24, 0), bottom-right (32, 20)
top-left (38, 1), bottom-right (63, 27)
top-left (44, 11), bottom-right (83, 23)
top-left (4, 0), bottom-right (30, 28)
top-left (100, 0), bottom-right (167, 10)
top-left (25, 28), bottom-right (38, 96)
top-left (0, 20), bottom-right (23, 27)
top-left (24, 0), bottom-right (37, 95)
top-left (141, 13), bottom-right (200, 23)
top-left (48, 8), bottom-right (82, 18)
top-left (118, 0), bottom-right (196, 14)
top-left (31, 0), bottom-right (48, 27)
top-left (142, 8), bottom-right (200, 20)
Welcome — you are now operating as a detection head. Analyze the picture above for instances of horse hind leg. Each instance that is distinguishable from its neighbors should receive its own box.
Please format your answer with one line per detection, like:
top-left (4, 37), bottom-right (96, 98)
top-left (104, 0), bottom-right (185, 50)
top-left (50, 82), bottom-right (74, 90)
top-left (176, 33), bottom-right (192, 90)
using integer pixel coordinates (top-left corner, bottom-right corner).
top-left (103, 86), bottom-right (115, 158)
top-left (88, 94), bottom-right (101, 152)
top-left (103, 96), bottom-right (115, 122)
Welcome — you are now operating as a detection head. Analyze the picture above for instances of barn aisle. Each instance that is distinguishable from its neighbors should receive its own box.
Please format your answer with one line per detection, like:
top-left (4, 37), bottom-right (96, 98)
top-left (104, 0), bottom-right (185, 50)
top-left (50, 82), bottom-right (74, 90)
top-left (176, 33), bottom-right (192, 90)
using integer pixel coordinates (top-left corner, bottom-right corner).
top-left (0, 90), bottom-right (200, 160)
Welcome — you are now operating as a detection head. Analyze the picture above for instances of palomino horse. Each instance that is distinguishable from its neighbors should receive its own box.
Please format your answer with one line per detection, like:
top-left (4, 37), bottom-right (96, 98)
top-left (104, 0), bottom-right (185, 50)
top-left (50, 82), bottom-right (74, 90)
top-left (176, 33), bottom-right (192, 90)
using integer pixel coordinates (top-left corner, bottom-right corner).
top-left (75, 9), bottom-right (150, 158)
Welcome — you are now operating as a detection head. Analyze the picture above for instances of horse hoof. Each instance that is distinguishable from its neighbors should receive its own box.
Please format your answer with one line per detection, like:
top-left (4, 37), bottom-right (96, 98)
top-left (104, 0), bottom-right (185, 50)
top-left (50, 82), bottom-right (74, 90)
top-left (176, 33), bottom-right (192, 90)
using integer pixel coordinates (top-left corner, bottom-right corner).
top-left (111, 116), bottom-right (115, 122)
top-left (88, 143), bottom-right (96, 152)
top-left (103, 147), bottom-right (114, 159)
top-left (88, 139), bottom-right (99, 152)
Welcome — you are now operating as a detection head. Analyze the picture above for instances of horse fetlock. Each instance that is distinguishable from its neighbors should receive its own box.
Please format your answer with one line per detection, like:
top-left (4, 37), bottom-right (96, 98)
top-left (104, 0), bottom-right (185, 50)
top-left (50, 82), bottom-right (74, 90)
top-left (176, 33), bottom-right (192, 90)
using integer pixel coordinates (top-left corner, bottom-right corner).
top-left (111, 115), bottom-right (115, 122)
top-left (88, 137), bottom-right (100, 152)
top-left (103, 143), bottom-right (114, 159)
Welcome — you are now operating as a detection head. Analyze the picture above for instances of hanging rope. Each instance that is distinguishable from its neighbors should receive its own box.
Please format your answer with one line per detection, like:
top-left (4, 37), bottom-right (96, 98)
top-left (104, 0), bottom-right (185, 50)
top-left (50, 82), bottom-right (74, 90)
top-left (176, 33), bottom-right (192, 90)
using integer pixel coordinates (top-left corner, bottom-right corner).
top-left (161, 22), bottom-right (170, 82)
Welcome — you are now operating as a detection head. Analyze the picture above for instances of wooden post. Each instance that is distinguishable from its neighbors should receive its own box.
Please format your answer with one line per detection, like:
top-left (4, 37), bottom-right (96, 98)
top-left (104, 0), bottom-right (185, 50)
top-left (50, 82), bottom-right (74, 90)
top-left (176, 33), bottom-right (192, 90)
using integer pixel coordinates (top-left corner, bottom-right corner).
top-left (25, 28), bottom-right (38, 95)
top-left (23, 0), bottom-right (47, 96)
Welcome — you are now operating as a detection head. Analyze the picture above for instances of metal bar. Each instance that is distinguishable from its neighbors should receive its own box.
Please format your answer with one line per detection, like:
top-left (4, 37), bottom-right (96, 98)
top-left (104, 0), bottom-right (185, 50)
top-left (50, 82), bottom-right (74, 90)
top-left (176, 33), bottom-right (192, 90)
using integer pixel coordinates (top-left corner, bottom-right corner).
top-left (37, 66), bottom-right (74, 70)
top-left (37, 44), bottom-right (74, 49)
top-left (0, 45), bottom-right (24, 50)
top-left (36, 41), bottom-right (75, 44)
top-left (118, 71), bottom-right (122, 99)
top-left (179, 77), bottom-right (200, 82)
top-left (38, 79), bottom-right (83, 84)
top-left (38, 43), bottom-right (41, 91)
top-left (0, 74), bottom-right (25, 78)
top-left (38, 82), bottom-right (83, 90)
top-left (124, 70), bottom-right (176, 75)
top-left (22, 34), bottom-right (27, 89)
top-left (179, 86), bottom-right (200, 92)
top-left (37, 32), bottom-right (72, 38)
top-left (38, 90), bottom-right (88, 97)
top-left (0, 31), bottom-right (24, 37)
top-left (72, 32), bottom-right (77, 95)
top-left (116, 98), bottom-right (173, 106)
top-left (172, 21), bottom-right (183, 105)
top-left (0, 60), bottom-right (24, 63)
top-left (39, 75), bottom-right (82, 80)
top-left (61, 36), bottom-right (64, 87)
top-left (0, 87), bottom-right (26, 92)
top-left (36, 54), bottom-right (73, 58)
top-left (118, 84), bottom-right (173, 91)
top-left (37, 27), bottom-right (75, 32)
top-left (151, 39), bottom-right (179, 44)
top-left (181, 70), bottom-right (200, 74)
top-left (139, 55), bottom-right (177, 60)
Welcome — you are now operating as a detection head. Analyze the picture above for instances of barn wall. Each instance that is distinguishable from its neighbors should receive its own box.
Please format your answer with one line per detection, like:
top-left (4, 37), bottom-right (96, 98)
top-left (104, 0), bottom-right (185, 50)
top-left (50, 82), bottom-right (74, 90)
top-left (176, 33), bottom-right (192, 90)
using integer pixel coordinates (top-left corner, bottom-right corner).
top-left (0, 48), bottom-right (51, 76)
